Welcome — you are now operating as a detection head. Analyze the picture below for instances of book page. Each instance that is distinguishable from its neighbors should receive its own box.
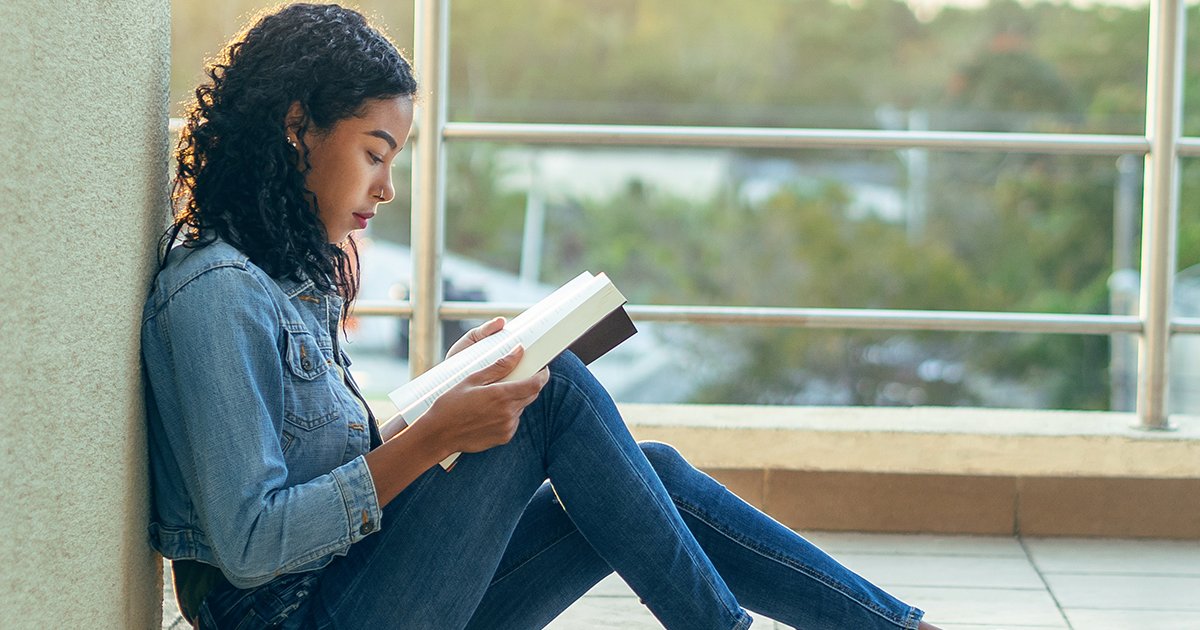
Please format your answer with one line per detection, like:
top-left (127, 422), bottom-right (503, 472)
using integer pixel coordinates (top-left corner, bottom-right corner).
top-left (388, 329), bottom-right (521, 422)
top-left (499, 278), bottom-right (624, 382)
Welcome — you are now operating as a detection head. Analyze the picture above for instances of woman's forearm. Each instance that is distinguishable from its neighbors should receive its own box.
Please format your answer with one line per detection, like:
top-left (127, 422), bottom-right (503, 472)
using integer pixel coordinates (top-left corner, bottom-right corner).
top-left (366, 353), bottom-right (544, 506)
top-left (364, 415), bottom-right (451, 507)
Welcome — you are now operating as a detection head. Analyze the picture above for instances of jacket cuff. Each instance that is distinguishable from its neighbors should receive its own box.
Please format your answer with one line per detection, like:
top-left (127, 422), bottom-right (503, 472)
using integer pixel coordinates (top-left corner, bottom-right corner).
top-left (331, 454), bottom-right (383, 543)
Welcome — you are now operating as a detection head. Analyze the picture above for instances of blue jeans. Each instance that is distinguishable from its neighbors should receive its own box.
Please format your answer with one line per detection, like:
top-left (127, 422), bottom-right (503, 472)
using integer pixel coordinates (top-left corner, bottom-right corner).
top-left (199, 352), bottom-right (924, 629)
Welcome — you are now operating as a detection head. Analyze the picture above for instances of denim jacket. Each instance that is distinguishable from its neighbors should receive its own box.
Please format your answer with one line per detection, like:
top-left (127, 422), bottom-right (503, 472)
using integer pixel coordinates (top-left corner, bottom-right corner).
top-left (141, 239), bottom-right (383, 589)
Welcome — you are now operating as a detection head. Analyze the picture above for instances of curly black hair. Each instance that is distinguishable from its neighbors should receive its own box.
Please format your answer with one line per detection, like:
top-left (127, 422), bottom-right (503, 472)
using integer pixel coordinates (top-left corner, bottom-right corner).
top-left (165, 3), bottom-right (417, 307)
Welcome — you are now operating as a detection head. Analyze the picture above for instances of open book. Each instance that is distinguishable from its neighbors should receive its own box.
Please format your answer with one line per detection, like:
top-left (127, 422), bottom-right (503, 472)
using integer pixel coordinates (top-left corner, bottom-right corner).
top-left (386, 272), bottom-right (637, 470)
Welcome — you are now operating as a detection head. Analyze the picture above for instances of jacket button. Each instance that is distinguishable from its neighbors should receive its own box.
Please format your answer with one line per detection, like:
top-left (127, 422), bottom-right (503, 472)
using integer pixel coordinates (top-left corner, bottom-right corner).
top-left (360, 521), bottom-right (374, 535)
top-left (301, 358), bottom-right (312, 371)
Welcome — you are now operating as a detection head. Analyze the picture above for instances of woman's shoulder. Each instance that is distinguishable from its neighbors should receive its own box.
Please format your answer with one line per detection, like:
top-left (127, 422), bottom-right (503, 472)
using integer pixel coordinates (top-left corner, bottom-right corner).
top-left (146, 239), bottom-right (277, 317)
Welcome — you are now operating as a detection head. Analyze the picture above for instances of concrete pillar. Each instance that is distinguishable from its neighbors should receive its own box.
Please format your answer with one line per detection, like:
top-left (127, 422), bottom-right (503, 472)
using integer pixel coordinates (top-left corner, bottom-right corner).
top-left (0, 1), bottom-right (170, 628)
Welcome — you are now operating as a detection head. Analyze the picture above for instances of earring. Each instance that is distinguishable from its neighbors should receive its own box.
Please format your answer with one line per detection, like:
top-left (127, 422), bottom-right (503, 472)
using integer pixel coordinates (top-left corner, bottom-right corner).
top-left (286, 136), bottom-right (297, 149)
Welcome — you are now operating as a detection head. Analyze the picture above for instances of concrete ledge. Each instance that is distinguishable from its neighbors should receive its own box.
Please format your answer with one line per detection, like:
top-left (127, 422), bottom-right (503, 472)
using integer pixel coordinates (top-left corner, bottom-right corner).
top-left (616, 405), bottom-right (1200, 538)
top-left (617, 404), bottom-right (1200, 479)
top-left (698, 468), bottom-right (1200, 538)
top-left (363, 401), bottom-right (1200, 478)
top-left (365, 401), bottom-right (1200, 537)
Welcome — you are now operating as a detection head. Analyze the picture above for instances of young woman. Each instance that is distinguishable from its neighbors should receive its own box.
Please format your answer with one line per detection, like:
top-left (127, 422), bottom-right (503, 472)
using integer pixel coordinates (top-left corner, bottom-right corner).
top-left (143, 4), bottom-right (942, 629)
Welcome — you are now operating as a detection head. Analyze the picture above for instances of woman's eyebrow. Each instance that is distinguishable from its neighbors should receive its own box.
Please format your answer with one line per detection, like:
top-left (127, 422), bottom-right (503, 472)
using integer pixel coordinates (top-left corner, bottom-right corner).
top-left (364, 129), bottom-right (398, 150)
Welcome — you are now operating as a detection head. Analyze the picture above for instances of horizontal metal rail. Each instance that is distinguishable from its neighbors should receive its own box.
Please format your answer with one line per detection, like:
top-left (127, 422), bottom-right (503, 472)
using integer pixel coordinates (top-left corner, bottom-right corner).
top-left (444, 122), bottom-right (1152, 155)
top-left (620, 307), bottom-right (1141, 334)
top-left (352, 301), bottom-right (417, 317)
top-left (168, 116), bottom-right (1200, 157)
top-left (1171, 317), bottom-right (1200, 335)
top-left (353, 299), bottom-right (1145, 335)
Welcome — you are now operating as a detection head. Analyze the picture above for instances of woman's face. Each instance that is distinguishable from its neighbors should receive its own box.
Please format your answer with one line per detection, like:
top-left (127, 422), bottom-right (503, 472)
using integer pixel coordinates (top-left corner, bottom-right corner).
top-left (295, 96), bottom-right (414, 243)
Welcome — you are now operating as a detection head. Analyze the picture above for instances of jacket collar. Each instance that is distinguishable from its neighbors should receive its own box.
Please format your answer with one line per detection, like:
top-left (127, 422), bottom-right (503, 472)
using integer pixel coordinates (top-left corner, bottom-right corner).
top-left (184, 234), bottom-right (328, 301)
top-left (275, 274), bottom-right (315, 299)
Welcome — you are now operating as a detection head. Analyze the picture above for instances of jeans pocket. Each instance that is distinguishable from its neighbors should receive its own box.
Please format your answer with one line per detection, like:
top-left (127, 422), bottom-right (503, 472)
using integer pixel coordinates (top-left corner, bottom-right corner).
top-left (198, 587), bottom-right (268, 630)
top-left (200, 572), bottom-right (319, 630)
top-left (261, 572), bottom-right (321, 628)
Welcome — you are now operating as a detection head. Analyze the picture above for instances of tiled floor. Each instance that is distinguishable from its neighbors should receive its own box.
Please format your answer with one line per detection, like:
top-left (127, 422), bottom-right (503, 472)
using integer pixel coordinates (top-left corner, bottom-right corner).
top-left (161, 533), bottom-right (1200, 629)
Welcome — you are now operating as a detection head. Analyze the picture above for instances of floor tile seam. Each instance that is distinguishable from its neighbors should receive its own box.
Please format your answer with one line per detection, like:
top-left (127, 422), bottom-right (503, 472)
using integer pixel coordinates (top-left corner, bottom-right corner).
top-left (931, 619), bottom-right (1075, 624)
top-left (821, 551), bottom-right (1025, 559)
top-left (876, 583), bottom-right (1048, 591)
top-left (1018, 536), bottom-right (1074, 630)
top-left (1060, 605), bottom-right (1200, 612)
top-left (1038, 570), bottom-right (1200, 577)
top-left (933, 616), bottom-right (1079, 625)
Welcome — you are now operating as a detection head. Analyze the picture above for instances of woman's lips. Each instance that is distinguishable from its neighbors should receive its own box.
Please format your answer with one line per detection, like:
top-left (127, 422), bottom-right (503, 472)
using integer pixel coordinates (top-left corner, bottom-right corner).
top-left (353, 213), bottom-right (371, 229)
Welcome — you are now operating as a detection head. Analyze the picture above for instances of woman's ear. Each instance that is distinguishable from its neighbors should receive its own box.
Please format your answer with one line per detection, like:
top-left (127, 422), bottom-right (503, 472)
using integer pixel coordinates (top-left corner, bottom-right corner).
top-left (284, 101), bottom-right (307, 144)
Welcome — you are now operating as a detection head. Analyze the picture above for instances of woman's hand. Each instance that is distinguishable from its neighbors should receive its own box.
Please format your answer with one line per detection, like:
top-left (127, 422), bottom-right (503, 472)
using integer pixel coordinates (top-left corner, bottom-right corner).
top-left (446, 316), bottom-right (506, 359)
top-left (423, 345), bottom-right (550, 457)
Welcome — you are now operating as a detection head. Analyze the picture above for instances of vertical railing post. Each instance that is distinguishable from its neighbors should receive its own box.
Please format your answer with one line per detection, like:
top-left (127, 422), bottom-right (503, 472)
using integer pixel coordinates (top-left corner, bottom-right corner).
top-left (1136, 0), bottom-right (1185, 429)
top-left (410, 0), bottom-right (450, 376)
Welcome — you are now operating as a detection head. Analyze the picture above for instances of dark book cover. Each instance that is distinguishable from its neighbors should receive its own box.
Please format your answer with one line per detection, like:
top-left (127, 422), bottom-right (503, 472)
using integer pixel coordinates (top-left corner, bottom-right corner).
top-left (568, 304), bottom-right (637, 365)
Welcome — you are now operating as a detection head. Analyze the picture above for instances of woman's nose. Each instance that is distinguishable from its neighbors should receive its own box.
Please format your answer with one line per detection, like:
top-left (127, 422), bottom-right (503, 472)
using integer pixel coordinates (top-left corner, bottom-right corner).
top-left (377, 172), bottom-right (395, 204)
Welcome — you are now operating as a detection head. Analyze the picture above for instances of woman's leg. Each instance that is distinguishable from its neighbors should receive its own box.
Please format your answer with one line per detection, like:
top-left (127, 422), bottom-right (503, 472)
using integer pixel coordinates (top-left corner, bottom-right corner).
top-left (642, 441), bottom-right (925, 630)
top-left (309, 352), bottom-right (750, 630)
top-left (462, 481), bottom-right (613, 629)
top-left (466, 442), bottom-right (925, 630)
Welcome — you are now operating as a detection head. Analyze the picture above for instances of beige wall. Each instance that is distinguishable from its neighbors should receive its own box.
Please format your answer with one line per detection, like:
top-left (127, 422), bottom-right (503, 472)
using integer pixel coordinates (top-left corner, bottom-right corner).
top-left (0, 1), bottom-right (170, 628)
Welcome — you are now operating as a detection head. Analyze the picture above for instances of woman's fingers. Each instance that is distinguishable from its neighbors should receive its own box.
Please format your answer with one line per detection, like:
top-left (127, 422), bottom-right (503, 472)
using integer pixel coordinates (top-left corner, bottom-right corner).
top-left (486, 364), bottom-right (550, 401)
top-left (429, 356), bottom-right (549, 454)
top-left (480, 316), bottom-right (505, 336)
top-left (468, 345), bottom-right (525, 385)
top-left (446, 317), bottom-right (506, 359)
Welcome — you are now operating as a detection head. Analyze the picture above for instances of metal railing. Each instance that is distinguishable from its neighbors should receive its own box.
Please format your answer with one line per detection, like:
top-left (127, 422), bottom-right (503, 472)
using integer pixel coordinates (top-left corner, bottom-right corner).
top-left (357, 300), bottom-right (1147, 336)
top-left (400, 0), bottom-right (1196, 430)
top-left (444, 123), bottom-right (1151, 155)
top-left (408, 0), bottom-right (450, 378)
top-left (1135, 0), bottom-right (1188, 428)
top-left (172, 0), bottom-right (1195, 430)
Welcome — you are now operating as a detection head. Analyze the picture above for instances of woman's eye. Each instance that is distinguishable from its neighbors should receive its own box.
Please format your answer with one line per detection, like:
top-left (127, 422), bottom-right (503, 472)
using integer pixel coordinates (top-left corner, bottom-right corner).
top-left (368, 152), bottom-right (383, 164)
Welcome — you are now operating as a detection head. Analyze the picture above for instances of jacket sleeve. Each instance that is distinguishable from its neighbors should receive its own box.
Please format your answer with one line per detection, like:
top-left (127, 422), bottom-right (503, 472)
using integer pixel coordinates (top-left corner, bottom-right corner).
top-left (148, 265), bottom-right (382, 589)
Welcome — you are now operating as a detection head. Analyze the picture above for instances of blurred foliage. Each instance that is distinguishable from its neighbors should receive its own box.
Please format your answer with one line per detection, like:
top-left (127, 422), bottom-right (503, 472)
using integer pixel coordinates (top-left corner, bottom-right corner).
top-left (170, 0), bottom-right (1200, 409)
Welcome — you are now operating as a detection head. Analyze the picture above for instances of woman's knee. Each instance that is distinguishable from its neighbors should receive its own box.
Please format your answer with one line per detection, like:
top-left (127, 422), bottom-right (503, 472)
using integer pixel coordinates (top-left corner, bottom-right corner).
top-left (638, 440), bottom-right (687, 474)
top-left (543, 350), bottom-right (607, 404)
top-left (546, 350), bottom-right (590, 384)
top-left (526, 350), bottom-right (613, 435)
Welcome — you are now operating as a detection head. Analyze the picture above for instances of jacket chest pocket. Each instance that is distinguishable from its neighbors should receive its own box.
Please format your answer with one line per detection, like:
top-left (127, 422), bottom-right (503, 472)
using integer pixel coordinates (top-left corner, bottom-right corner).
top-left (282, 328), bottom-right (339, 431)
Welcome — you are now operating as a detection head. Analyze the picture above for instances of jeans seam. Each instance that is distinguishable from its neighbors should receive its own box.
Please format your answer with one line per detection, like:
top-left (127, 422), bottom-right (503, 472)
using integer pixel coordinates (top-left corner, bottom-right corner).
top-left (673, 498), bottom-right (915, 628)
top-left (486, 529), bottom-right (581, 587)
top-left (557, 375), bottom-right (745, 626)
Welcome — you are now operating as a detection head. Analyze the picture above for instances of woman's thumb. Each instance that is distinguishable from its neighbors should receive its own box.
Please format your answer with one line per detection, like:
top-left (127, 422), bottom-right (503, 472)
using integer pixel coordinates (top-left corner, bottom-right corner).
top-left (471, 345), bottom-right (524, 384)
